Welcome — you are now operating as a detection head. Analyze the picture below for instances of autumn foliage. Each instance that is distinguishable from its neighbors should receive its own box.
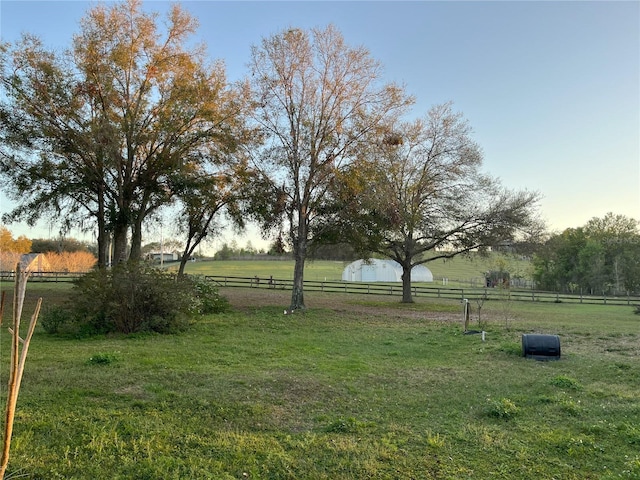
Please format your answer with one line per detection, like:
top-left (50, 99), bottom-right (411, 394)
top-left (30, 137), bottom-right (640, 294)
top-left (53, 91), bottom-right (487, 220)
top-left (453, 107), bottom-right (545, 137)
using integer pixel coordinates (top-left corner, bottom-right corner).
top-left (0, 226), bottom-right (31, 254)
top-left (0, 226), bottom-right (96, 272)
top-left (0, 227), bottom-right (30, 271)
top-left (43, 252), bottom-right (96, 273)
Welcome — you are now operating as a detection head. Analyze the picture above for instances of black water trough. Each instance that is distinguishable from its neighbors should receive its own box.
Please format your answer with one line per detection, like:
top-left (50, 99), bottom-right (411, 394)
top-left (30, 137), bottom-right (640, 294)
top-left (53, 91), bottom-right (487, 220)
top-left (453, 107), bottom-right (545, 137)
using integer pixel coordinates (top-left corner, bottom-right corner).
top-left (522, 334), bottom-right (561, 360)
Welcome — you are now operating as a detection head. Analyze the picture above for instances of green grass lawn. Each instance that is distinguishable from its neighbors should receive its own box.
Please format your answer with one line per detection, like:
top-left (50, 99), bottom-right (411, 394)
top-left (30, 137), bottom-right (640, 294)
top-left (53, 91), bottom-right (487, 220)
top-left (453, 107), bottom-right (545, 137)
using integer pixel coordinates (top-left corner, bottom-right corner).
top-left (0, 280), bottom-right (639, 479)
top-left (175, 258), bottom-right (347, 282)
top-left (174, 253), bottom-right (531, 286)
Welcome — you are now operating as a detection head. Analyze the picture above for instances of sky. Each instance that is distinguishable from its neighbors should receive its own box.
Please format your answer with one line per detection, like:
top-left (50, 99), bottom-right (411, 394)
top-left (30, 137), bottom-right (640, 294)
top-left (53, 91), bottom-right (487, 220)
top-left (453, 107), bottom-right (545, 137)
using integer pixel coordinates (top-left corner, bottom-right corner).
top-left (1, 0), bottom-right (639, 252)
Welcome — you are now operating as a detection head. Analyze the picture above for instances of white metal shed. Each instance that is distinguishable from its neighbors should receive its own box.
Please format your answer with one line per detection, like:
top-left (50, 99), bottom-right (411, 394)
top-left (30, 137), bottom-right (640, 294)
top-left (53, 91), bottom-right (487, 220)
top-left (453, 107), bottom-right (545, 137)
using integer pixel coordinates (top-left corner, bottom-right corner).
top-left (342, 259), bottom-right (433, 283)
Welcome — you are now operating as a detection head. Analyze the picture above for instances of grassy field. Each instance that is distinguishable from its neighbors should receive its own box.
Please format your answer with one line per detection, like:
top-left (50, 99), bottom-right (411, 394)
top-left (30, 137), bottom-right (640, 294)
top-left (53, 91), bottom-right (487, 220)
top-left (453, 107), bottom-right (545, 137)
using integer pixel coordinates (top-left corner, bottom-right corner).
top-left (171, 253), bottom-right (532, 286)
top-left (0, 273), bottom-right (639, 479)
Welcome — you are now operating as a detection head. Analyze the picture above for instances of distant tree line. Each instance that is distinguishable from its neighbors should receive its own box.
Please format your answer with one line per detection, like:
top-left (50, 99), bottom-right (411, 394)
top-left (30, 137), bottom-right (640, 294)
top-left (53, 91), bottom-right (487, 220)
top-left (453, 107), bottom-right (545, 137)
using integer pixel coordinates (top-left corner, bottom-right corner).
top-left (31, 237), bottom-right (92, 254)
top-left (533, 213), bottom-right (640, 295)
top-left (211, 239), bottom-right (357, 261)
top-left (213, 241), bottom-right (263, 260)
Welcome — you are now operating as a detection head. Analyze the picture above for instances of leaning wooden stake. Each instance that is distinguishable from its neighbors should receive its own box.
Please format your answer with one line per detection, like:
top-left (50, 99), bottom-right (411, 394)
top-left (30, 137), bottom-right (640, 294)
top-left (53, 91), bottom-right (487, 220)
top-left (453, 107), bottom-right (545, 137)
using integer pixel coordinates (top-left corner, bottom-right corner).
top-left (0, 264), bottom-right (42, 479)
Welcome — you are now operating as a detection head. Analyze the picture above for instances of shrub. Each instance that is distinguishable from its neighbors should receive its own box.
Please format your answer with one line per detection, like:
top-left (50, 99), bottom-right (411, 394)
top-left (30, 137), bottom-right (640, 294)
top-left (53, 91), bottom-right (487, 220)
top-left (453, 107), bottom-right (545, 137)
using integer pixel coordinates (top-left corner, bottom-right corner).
top-left (186, 275), bottom-right (231, 314)
top-left (45, 251), bottom-right (97, 272)
top-left (68, 263), bottom-right (223, 335)
top-left (40, 265), bottom-right (230, 336)
top-left (40, 306), bottom-right (74, 334)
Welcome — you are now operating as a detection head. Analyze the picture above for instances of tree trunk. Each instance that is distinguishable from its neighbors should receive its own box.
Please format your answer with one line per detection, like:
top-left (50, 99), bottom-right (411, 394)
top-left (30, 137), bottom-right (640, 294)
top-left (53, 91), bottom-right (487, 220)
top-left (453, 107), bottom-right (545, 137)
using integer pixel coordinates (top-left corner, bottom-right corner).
top-left (401, 263), bottom-right (414, 303)
top-left (96, 223), bottom-right (107, 269)
top-left (112, 222), bottom-right (129, 266)
top-left (96, 215), bottom-right (108, 269)
top-left (289, 238), bottom-right (307, 312)
top-left (129, 218), bottom-right (143, 263)
top-left (96, 185), bottom-right (108, 268)
top-left (177, 237), bottom-right (197, 277)
top-left (177, 256), bottom-right (189, 277)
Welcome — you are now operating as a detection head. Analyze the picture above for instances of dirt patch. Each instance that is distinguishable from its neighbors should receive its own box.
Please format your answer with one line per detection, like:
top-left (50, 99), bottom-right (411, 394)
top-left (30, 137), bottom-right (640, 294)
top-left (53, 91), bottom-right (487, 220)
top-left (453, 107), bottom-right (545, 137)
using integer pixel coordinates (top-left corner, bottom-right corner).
top-left (219, 287), bottom-right (461, 323)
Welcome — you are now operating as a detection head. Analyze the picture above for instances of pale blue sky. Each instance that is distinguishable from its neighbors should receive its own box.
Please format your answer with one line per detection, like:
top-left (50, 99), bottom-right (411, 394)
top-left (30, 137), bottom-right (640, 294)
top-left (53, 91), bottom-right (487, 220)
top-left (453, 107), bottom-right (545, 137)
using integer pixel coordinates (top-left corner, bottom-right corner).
top-left (1, 0), bottom-right (639, 247)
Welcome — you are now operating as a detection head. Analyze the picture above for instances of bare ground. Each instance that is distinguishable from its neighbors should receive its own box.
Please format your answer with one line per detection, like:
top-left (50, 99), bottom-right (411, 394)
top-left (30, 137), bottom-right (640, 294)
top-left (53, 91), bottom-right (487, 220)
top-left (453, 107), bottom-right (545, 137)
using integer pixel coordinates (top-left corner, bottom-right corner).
top-left (219, 287), bottom-right (462, 323)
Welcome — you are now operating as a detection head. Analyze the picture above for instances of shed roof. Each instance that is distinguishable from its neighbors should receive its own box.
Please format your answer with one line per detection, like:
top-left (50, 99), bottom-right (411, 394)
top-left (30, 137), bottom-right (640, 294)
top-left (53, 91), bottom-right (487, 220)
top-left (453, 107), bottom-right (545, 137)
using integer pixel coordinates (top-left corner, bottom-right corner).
top-left (19, 253), bottom-right (51, 272)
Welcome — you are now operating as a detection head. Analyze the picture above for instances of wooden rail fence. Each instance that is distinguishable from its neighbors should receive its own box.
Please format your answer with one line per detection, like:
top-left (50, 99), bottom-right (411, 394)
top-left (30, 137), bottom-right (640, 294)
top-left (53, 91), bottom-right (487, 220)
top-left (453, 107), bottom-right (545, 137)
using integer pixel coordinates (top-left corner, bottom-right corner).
top-left (0, 271), bottom-right (83, 283)
top-left (204, 275), bottom-right (640, 307)
top-left (2, 271), bottom-right (638, 307)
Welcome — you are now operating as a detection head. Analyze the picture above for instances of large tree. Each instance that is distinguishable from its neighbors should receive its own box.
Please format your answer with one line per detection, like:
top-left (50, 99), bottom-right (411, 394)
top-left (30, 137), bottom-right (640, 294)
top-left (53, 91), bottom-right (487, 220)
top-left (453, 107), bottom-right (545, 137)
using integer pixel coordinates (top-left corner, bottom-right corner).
top-left (248, 25), bottom-right (411, 311)
top-left (330, 103), bottom-right (541, 303)
top-left (0, 0), bottom-right (249, 267)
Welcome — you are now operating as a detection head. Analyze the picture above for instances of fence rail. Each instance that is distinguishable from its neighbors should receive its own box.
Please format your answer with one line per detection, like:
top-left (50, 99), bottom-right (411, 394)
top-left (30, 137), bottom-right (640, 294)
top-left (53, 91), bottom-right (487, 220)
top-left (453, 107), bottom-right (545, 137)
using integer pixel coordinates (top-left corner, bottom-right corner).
top-left (2, 271), bottom-right (638, 307)
top-left (0, 271), bottom-right (83, 283)
top-left (205, 275), bottom-right (640, 307)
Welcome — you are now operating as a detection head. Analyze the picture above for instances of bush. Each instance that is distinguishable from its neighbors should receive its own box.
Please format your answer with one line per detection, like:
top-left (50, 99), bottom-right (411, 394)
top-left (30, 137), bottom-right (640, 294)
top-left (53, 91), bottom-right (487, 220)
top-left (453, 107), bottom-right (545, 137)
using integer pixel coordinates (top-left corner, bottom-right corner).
top-left (186, 275), bottom-right (230, 314)
top-left (65, 263), bottom-right (228, 335)
top-left (40, 306), bottom-right (75, 334)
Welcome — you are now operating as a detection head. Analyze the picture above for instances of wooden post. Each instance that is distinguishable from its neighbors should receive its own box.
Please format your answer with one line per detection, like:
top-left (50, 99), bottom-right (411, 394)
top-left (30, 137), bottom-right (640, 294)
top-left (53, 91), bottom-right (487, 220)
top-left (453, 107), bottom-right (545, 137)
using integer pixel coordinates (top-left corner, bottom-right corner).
top-left (463, 298), bottom-right (470, 332)
top-left (0, 263), bottom-right (43, 479)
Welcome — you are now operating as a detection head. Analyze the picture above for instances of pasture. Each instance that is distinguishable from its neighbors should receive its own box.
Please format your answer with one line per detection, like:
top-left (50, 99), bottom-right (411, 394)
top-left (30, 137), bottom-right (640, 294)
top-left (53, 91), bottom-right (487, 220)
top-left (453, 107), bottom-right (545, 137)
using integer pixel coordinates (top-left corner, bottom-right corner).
top-left (172, 253), bottom-right (530, 285)
top-left (0, 264), bottom-right (638, 479)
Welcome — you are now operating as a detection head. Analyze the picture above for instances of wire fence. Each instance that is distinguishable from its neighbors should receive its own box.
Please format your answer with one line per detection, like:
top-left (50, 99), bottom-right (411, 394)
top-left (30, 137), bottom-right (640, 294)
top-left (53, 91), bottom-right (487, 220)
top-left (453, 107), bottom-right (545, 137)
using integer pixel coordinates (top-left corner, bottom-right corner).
top-left (2, 271), bottom-right (638, 307)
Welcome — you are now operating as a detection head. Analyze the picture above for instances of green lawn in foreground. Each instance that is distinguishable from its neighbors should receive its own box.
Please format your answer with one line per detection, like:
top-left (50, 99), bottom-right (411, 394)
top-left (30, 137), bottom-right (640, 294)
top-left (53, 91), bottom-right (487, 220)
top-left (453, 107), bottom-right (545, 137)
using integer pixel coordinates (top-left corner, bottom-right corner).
top-left (0, 283), bottom-right (638, 479)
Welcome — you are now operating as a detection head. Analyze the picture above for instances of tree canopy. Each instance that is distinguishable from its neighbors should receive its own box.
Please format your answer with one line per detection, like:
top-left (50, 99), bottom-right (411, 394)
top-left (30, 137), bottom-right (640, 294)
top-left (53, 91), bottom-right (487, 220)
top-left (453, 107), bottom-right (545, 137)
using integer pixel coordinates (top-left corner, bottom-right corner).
top-left (0, 0), bottom-right (251, 267)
